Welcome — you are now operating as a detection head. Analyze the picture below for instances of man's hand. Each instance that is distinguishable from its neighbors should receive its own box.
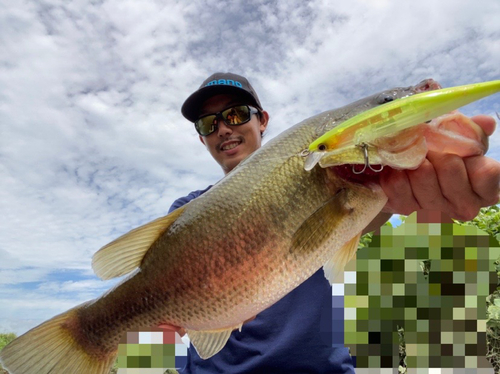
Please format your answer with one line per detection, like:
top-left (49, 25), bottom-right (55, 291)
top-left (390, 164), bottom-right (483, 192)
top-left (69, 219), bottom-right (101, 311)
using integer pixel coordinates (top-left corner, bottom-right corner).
top-left (157, 324), bottom-right (186, 337)
top-left (156, 316), bottom-right (257, 338)
top-left (379, 115), bottom-right (500, 221)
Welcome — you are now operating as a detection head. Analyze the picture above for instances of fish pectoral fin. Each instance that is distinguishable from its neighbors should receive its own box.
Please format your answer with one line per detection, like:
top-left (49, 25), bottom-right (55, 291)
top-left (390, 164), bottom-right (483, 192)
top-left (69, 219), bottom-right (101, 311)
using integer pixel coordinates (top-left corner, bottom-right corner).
top-left (323, 232), bottom-right (361, 285)
top-left (92, 206), bottom-right (186, 280)
top-left (186, 324), bottom-right (241, 359)
top-left (291, 191), bottom-right (348, 255)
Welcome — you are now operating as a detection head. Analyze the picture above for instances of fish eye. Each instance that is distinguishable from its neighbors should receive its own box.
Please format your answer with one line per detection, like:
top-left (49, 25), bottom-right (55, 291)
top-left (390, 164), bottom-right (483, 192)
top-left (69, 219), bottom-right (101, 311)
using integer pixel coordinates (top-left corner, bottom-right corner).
top-left (377, 94), bottom-right (395, 104)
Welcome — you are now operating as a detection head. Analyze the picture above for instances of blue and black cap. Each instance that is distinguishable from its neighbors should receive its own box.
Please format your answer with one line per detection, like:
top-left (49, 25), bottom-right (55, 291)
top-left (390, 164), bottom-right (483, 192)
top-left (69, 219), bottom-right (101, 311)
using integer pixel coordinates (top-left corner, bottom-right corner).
top-left (181, 72), bottom-right (263, 122)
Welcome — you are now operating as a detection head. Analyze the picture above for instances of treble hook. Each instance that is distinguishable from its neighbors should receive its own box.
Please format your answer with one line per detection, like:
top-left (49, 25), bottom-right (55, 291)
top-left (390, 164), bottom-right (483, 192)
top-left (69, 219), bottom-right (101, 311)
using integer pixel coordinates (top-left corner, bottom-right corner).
top-left (351, 143), bottom-right (384, 174)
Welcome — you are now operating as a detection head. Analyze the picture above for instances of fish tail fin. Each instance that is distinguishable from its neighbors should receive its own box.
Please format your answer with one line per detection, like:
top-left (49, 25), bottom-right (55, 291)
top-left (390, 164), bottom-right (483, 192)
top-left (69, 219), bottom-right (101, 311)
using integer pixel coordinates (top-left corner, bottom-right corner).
top-left (0, 303), bottom-right (117, 374)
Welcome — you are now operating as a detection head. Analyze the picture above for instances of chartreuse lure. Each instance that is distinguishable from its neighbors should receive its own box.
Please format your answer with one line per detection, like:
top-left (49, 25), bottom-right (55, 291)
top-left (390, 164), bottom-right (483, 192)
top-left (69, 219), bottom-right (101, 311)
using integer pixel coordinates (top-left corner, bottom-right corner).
top-left (307, 80), bottom-right (500, 164)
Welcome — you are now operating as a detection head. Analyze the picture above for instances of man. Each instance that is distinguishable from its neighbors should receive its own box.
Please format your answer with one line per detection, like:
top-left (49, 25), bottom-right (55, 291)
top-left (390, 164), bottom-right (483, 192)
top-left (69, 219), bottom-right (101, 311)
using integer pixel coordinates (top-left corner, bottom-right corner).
top-left (164, 72), bottom-right (500, 373)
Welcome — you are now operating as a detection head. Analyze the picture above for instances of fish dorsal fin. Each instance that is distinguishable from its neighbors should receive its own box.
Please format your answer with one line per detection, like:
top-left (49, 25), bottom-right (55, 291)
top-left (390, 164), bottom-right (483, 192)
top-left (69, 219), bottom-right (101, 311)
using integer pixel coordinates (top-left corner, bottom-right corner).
top-left (323, 232), bottom-right (361, 285)
top-left (92, 206), bottom-right (185, 280)
top-left (186, 324), bottom-right (242, 359)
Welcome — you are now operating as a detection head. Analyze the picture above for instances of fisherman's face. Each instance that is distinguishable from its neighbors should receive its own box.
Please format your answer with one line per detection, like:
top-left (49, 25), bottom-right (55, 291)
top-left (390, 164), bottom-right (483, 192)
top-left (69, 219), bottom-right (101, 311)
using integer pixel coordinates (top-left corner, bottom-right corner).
top-left (198, 94), bottom-right (269, 174)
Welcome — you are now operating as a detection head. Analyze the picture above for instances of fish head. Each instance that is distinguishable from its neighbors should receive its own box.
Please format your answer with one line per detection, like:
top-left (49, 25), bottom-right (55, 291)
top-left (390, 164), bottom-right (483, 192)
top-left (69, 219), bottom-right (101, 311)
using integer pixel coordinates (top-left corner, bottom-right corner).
top-left (367, 78), bottom-right (442, 109)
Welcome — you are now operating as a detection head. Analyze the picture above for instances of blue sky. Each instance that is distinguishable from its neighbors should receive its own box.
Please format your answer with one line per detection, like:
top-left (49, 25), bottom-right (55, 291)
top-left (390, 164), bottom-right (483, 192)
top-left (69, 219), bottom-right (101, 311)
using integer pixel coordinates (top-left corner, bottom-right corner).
top-left (1, 0), bottom-right (499, 335)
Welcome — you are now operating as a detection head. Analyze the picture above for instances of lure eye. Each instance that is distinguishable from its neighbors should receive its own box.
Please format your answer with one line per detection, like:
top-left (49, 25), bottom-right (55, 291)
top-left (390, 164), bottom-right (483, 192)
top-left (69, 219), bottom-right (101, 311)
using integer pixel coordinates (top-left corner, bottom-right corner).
top-left (318, 144), bottom-right (327, 151)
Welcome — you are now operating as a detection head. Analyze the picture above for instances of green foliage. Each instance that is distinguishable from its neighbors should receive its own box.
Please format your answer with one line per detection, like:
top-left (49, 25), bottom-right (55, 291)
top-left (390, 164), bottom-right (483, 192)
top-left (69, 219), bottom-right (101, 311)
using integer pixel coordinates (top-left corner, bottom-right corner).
top-left (359, 205), bottom-right (500, 250)
top-left (358, 220), bottom-right (393, 249)
top-left (108, 359), bottom-right (119, 374)
top-left (358, 231), bottom-right (373, 249)
top-left (398, 215), bottom-right (408, 224)
top-left (453, 205), bottom-right (500, 242)
top-left (0, 333), bottom-right (16, 352)
top-left (455, 205), bottom-right (500, 370)
top-left (0, 333), bottom-right (17, 371)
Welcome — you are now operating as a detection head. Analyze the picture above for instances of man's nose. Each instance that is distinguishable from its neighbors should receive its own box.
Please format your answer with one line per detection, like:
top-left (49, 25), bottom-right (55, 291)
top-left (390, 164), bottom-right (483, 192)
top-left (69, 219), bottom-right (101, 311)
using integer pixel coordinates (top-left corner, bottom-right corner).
top-left (216, 118), bottom-right (232, 137)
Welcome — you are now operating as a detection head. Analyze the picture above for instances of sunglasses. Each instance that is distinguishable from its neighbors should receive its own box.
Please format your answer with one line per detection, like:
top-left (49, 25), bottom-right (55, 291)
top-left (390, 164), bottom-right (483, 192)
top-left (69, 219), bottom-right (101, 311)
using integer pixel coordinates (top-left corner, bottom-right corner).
top-left (194, 105), bottom-right (259, 136)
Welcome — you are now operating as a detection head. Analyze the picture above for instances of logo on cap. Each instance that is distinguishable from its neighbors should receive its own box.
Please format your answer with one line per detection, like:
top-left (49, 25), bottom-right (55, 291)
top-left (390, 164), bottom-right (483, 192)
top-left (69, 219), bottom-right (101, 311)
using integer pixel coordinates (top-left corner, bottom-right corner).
top-left (205, 79), bottom-right (243, 88)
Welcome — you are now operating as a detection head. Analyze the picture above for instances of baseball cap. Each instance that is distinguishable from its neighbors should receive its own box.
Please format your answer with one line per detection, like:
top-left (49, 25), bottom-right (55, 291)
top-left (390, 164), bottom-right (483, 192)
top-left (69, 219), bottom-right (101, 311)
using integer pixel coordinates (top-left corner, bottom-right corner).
top-left (181, 72), bottom-right (263, 122)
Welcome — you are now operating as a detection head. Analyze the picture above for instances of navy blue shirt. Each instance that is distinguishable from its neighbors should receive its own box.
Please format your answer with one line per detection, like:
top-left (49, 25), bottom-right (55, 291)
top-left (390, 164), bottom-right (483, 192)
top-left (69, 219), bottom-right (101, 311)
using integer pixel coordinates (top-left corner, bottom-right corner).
top-left (169, 187), bottom-right (355, 374)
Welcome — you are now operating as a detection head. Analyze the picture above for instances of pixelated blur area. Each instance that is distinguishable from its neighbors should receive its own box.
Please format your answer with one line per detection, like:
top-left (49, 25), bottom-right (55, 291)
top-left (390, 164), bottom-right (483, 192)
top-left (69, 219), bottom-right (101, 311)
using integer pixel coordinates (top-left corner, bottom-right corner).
top-left (341, 210), bottom-right (500, 372)
top-left (116, 329), bottom-right (186, 373)
top-left (114, 209), bottom-right (500, 373)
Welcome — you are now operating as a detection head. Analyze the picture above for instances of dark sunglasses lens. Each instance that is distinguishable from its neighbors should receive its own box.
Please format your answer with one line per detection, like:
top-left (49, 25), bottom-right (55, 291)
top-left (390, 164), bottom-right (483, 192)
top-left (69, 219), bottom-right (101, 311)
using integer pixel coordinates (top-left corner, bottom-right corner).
top-left (222, 106), bottom-right (251, 125)
top-left (195, 106), bottom-right (254, 136)
top-left (196, 115), bottom-right (217, 136)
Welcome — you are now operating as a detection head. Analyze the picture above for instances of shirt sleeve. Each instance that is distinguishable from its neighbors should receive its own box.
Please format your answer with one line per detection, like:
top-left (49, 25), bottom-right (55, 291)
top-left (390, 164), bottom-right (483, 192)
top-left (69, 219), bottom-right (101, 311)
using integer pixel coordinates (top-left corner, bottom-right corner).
top-left (168, 185), bottom-right (212, 213)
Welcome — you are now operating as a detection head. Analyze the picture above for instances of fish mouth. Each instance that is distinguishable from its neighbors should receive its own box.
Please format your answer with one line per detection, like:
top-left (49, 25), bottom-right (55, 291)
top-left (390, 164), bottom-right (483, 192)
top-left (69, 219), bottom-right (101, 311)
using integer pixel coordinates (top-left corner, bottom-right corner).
top-left (329, 79), bottom-right (443, 186)
top-left (332, 164), bottom-right (385, 186)
top-left (413, 78), bottom-right (442, 93)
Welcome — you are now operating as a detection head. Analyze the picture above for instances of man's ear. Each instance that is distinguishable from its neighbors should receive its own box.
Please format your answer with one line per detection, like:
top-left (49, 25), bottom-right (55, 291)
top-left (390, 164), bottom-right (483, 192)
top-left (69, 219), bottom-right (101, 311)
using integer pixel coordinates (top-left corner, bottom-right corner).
top-left (260, 110), bottom-right (270, 134)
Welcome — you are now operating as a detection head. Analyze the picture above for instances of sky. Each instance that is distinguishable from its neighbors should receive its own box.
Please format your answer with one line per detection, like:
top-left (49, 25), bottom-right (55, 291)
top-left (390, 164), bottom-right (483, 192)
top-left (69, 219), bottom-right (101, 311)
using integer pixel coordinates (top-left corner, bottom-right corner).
top-left (1, 0), bottom-right (499, 336)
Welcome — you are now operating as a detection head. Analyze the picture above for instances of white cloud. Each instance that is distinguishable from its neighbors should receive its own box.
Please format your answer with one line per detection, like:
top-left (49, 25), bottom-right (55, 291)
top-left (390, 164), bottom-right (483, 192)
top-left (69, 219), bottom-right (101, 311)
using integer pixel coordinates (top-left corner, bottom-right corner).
top-left (1, 0), bottom-right (499, 335)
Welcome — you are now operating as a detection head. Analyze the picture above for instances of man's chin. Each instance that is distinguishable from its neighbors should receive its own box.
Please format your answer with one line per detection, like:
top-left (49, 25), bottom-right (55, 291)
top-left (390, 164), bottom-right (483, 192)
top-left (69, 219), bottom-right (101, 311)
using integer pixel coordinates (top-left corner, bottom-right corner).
top-left (221, 157), bottom-right (243, 175)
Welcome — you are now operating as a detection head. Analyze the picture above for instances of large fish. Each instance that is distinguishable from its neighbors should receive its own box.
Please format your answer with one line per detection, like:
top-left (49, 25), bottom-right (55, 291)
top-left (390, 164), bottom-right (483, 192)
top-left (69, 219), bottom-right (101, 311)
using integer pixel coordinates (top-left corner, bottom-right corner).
top-left (0, 79), bottom-right (490, 374)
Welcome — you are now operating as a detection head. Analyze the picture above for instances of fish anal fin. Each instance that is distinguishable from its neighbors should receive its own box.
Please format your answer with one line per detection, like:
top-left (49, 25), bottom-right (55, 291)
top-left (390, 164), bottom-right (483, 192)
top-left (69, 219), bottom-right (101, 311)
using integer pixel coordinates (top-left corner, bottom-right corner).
top-left (187, 324), bottom-right (242, 359)
top-left (92, 206), bottom-right (185, 280)
top-left (323, 232), bottom-right (361, 285)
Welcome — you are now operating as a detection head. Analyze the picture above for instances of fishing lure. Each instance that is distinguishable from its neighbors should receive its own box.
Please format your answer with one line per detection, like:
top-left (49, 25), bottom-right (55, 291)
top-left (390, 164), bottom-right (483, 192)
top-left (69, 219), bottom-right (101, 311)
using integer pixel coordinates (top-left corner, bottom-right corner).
top-left (305, 80), bottom-right (500, 172)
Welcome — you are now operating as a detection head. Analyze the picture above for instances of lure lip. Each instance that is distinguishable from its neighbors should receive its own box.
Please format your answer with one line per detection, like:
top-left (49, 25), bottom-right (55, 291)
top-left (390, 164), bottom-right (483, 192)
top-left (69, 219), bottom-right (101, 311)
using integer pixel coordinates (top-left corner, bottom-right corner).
top-left (307, 80), bottom-right (500, 158)
top-left (304, 151), bottom-right (323, 171)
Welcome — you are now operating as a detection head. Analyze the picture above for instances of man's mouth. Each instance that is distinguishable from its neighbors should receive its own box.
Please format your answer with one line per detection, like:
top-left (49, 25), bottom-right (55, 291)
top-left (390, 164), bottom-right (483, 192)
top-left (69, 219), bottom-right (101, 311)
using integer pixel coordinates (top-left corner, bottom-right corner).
top-left (220, 138), bottom-right (243, 152)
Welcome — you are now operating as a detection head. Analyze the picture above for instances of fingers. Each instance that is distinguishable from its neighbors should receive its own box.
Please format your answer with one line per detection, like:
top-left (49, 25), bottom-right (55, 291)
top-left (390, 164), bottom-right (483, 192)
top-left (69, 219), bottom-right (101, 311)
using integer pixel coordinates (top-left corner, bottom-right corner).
top-left (379, 113), bottom-right (499, 220)
top-left (380, 154), bottom-right (500, 220)
top-left (424, 152), bottom-right (500, 220)
top-left (156, 315), bottom-right (258, 338)
top-left (470, 115), bottom-right (496, 136)
top-left (380, 168), bottom-right (421, 215)
top-left (465, 155), bottom-right (500, 207)
top-left (407, 157), bottom-right (444, 212)
top-left (425, 152), bottom-right (479, 221)
top-left (380, 159), bottom-right (447, 217)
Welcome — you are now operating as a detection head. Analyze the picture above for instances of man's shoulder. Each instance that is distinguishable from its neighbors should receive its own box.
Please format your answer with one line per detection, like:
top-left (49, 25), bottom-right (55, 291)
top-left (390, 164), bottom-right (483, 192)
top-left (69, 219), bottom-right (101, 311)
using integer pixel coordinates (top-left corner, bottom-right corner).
top-left (168, 185), bottom-right (213, 213)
